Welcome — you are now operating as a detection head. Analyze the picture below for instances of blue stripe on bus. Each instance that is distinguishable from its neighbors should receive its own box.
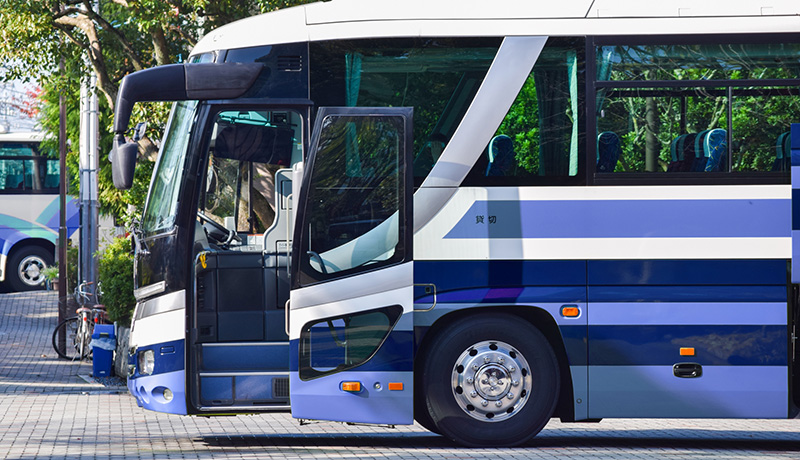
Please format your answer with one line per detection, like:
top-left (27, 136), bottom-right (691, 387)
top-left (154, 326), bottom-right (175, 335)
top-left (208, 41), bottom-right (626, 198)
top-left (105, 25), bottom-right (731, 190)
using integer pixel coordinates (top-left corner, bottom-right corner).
top-left (36, 196), bottom-right (80, 229)
top-left (792, 124), bottom-right (800, 163)
top-left (134, 338), bottom-right (184, 377)
top-left (589, 285), bottom-right (786, 302)
top-left (587, 259), bottom-right (786, 286)
top-left (793, 189), bottom-right (800, 231)
top-left (415, 286), bottom-right (586, 305)
top-left (588, 325), bottom-right (786, 366)
top-left (445, 200), bottom-right (789, 239)
top-left (415, 260), bottom-right (586, 287)
top-left (416, 259), bottom-right (786, 291)
top-left (589, 302), bottom-right (786, 326)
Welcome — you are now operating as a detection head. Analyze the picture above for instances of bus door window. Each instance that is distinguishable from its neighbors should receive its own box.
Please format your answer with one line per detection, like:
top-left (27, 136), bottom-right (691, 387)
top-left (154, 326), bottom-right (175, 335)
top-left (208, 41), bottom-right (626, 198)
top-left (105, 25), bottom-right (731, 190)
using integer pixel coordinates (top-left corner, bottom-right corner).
top-left (200, 109), bottom-right (301, 241)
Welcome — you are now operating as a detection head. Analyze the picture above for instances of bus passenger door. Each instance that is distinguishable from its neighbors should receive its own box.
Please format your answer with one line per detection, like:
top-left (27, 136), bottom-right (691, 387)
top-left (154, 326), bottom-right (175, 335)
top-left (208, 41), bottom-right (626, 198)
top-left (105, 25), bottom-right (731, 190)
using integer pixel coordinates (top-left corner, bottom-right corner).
top-left (289, 107), bottom-right (414, 425)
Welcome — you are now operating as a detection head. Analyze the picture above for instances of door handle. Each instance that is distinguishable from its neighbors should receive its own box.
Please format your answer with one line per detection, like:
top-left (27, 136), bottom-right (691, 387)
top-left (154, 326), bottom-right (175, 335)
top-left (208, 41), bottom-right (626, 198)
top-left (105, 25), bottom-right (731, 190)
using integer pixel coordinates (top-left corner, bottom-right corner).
top-left (673, 362), bottom-right (703, 378)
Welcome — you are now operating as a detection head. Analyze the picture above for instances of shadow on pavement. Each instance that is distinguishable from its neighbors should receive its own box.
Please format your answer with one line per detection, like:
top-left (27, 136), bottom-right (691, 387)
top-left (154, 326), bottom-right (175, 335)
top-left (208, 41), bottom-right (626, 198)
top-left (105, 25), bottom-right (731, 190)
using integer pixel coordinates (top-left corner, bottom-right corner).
top-left (198, 430), bottom-right (800, 451)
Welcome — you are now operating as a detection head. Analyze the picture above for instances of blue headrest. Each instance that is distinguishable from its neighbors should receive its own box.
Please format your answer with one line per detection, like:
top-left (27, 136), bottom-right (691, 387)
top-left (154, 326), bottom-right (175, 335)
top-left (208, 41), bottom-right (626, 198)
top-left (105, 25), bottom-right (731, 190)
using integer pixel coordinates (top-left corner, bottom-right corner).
top-left (773, 131), bottom-right (791, 171)
top-left (597, 131), bottom-right (620, 173)
top-left (486, 135), bottom-right (515, 176)
top-left (703, 128), bottom-right (727, 172)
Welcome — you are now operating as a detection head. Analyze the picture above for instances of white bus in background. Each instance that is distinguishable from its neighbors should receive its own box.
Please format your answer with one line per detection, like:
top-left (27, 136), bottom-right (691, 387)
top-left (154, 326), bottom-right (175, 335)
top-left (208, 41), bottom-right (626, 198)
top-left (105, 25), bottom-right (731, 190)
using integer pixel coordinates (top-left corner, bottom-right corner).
top-left (0, 132), bottom-right (79, 291)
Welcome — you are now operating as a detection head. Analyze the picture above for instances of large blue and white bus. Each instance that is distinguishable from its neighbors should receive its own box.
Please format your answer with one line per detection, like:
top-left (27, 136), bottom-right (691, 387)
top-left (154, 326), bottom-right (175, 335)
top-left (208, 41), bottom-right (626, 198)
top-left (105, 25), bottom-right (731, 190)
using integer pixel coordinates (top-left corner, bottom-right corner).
top-left (116, 0), bottom-right (800, 447)
top-left (0, 132), bottom-right (79, 291)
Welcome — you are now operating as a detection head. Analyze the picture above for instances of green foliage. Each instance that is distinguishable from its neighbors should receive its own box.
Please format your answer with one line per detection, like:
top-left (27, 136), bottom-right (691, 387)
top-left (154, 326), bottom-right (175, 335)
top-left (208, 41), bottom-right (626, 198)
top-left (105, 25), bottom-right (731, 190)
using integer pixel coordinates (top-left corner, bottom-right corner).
top-left (1, 0), bottom-right (311, 221)
top-left (42, 265), bottom-right (59, 281)
top-left (496, 74), bottom-right (540, 173)
top-left (97, 237), bottom-right (135, 327)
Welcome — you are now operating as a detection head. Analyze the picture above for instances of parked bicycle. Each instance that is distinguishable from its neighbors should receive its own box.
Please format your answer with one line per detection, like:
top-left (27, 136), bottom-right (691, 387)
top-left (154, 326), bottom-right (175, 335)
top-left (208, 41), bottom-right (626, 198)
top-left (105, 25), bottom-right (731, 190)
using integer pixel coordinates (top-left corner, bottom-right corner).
top-left (51, 281), bottom-right (110, 361)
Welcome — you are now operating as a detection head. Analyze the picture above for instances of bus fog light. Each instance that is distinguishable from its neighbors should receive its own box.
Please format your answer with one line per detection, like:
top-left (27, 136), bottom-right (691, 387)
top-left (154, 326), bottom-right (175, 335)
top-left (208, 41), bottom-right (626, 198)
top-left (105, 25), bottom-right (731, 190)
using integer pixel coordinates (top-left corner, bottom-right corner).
top-left (138, 350), bottom-right (155, 375)
top-left (163, 388), bottom-right (173, 402)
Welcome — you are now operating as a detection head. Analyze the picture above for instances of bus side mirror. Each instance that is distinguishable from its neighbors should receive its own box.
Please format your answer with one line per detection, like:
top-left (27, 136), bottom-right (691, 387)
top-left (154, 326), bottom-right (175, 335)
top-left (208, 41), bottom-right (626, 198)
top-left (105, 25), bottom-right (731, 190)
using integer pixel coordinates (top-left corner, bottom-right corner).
top-left (110, 136), bottom-right (138, 190)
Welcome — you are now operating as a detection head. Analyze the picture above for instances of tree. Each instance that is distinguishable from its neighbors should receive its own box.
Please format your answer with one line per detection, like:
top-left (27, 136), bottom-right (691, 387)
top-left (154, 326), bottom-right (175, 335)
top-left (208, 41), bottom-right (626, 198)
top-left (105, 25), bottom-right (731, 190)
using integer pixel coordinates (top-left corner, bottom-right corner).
top-left (0, 0), bottom-right (313, 218)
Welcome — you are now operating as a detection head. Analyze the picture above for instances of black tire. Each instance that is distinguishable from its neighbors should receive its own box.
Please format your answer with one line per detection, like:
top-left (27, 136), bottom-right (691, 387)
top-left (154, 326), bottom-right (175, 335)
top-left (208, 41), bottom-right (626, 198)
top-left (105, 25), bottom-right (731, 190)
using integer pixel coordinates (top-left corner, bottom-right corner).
top-left (420, 313), bottom-right (560, 447)
top-left (414, 389), bottom-right (441, 434)
top-left (52, 317), bottom-right (93, 360)
top-left (7, 245), bottom-right (53, 291)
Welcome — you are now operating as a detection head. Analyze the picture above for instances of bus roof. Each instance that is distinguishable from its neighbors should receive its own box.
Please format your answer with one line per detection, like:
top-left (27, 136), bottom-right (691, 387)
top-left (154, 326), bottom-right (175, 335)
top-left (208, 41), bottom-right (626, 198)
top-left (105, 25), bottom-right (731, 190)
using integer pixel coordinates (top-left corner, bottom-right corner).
top-left (0, 132), bottom-right (44, 143)
top-left (192, 0), bottom-right (800, 56)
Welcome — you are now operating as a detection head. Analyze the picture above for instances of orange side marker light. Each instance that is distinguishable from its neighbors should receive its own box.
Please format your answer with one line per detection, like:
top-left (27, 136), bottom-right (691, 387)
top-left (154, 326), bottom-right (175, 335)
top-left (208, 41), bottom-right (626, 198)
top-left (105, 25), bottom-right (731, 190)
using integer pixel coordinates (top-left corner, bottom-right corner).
top-left (561, 305), bottom-right (580, 318)
top-left (680, 347), bottom-right (695, 356)
top-left (388, 382), bottom-right (404, 391)
top-left (341, 381), bottom-right (361, 392)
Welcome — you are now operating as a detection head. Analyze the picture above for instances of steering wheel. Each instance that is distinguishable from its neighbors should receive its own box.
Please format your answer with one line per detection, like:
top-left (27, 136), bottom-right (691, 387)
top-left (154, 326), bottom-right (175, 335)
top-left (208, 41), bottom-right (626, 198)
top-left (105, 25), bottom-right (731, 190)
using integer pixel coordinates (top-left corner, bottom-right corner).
top-left (197, 211), bottom-right (242, 245)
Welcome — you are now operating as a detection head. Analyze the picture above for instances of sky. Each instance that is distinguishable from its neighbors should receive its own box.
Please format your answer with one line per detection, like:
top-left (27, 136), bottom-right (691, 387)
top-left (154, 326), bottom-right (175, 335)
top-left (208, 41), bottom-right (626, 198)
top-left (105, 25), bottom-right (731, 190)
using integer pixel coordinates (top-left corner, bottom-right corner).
top-left (0, 72), bottom-right (42, 133)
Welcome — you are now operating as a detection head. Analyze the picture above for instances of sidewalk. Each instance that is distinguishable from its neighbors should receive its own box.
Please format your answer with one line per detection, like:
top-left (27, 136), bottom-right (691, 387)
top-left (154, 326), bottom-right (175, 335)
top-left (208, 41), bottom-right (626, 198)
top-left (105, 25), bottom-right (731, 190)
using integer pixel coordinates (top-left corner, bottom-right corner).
top-left (1, 290), bottom-right (800, 459)
top-left (0, 290), bottom-right (120, 394)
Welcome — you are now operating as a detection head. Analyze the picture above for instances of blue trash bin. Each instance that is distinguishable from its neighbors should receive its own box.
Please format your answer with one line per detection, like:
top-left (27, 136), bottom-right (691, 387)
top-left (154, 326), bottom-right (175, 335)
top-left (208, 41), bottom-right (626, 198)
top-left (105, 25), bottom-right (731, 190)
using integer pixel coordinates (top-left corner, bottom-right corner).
top-left (91, 324), bottom-right (115, 377)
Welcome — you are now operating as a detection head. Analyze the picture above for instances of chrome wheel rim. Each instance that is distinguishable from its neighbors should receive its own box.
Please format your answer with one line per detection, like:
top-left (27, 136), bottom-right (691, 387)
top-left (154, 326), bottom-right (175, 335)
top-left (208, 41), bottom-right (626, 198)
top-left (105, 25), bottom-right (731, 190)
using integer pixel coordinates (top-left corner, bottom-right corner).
top-left (18, 255), bottom-right (46, 286)
top-left (451, 340), bottom-right (532, 422)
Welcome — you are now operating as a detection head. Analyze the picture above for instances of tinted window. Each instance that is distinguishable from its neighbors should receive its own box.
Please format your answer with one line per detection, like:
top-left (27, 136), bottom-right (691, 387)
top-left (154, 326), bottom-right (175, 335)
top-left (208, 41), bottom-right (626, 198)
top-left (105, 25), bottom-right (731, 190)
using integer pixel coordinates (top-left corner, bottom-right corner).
top-left (0, 142), bottom-right (59, 192)
top-left (200, 109), bottom-right (303, 234)
top-left (595, 38), bottom-right (800, 177)
top-left (310, 38), bottom-right (500, 185)
top-left (299, 305), bottom-right (402, 380)
top-left (463, 37), bottom-right (586, 186)
top-left (297, 111), bottom-right (409, 287)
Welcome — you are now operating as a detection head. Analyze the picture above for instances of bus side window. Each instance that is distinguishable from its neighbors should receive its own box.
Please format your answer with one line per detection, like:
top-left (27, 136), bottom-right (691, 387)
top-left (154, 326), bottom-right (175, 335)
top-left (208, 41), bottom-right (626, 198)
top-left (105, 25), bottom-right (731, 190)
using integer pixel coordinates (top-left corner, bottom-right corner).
top-left (463, 37), bottom-right (585, 186)
top-left (595, 41), bottom-right (800, 176)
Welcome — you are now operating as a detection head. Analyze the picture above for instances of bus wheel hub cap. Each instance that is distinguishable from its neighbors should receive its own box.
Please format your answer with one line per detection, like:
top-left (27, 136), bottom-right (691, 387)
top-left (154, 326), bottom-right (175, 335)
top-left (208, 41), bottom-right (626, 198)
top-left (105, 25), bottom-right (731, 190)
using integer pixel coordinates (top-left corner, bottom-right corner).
top-left (451, 340), bottom-right (533, 422)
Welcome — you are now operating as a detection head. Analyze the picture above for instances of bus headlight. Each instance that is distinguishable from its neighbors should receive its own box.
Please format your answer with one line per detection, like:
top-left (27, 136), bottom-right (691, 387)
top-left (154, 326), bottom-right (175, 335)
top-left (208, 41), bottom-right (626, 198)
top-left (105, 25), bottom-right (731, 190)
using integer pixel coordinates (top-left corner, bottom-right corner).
top-left (138, 350), bottom-right (155, 375)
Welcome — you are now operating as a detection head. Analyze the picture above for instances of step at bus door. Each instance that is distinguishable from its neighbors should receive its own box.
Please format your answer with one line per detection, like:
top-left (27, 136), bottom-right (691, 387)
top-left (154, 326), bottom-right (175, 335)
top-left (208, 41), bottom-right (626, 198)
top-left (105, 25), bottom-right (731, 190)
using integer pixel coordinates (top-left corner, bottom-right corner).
top-left (289, 107), bottom-right (414, 425)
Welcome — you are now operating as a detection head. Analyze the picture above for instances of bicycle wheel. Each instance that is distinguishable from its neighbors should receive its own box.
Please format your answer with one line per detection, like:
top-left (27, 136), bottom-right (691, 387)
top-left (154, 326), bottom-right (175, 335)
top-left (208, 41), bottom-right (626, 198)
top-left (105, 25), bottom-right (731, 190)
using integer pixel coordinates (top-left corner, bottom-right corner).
top-left (52, 317), bottom-right (93, 360)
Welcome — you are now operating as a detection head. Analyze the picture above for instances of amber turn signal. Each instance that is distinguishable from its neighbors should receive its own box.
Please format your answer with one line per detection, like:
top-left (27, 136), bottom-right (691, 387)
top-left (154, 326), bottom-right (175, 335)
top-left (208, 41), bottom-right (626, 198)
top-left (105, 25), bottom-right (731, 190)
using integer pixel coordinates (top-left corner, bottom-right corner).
top-left (561, 305), bottom-right (580, 317)
top-left (341, 381), bottom-right (361, 392)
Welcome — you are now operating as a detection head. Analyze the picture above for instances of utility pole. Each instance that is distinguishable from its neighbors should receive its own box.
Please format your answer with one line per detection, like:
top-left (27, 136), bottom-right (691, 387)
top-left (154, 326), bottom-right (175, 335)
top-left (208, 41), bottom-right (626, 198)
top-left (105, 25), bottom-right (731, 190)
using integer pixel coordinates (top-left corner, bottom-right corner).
top-left (77, 0), bottom-right (101, 303)
top-left (79, 74), bottom-right (100, 302)
top-left (57, 55), bottom-right (67, 354)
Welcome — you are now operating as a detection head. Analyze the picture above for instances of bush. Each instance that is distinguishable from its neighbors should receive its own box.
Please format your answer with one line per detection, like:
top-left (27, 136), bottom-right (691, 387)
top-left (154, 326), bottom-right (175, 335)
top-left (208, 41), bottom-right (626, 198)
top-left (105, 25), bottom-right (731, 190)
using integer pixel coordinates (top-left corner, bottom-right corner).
top-left (97, 237), bottom-right (135, 327)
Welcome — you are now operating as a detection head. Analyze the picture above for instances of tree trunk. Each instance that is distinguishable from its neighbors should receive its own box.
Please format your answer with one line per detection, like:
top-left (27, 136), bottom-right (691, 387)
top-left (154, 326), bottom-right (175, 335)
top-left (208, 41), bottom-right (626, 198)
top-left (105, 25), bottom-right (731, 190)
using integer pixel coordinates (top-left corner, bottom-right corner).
top-left (645, 96), bottom-right (659, 172)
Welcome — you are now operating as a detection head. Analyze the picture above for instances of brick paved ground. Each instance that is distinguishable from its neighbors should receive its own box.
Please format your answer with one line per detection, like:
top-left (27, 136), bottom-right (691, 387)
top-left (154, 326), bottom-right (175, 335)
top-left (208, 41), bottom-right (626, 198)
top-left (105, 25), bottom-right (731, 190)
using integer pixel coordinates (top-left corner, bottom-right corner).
top-left (1, 290), bottom-right (800, 459)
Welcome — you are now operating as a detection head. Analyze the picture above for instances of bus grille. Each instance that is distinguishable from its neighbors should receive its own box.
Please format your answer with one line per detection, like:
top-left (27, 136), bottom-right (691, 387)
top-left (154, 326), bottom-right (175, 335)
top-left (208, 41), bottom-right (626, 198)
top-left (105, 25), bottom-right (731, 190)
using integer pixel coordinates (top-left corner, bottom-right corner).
top-left (273, 377), bottom-right (289, 398)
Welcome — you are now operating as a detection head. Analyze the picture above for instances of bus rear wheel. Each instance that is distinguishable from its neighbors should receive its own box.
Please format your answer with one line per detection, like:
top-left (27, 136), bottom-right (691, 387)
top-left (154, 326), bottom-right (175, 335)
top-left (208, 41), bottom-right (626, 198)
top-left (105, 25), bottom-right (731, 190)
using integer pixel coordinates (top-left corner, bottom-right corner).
top-left (421, 313), bottom-right (559, 447)
top-left (7, 246), bottom-right (52, 291)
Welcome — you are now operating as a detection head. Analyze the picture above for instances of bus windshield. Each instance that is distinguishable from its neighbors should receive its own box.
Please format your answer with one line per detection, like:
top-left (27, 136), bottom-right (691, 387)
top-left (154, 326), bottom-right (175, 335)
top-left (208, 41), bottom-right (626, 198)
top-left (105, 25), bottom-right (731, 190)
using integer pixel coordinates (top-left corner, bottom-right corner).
top-left (142, 100), bottom-right (198, 234)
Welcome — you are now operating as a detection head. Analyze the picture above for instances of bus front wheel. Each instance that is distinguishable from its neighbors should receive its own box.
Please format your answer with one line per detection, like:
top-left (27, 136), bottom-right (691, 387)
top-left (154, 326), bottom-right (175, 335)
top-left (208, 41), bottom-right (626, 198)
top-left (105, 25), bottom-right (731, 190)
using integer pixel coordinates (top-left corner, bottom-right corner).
top-left (7, 246), bottom-right (52, 291)
top-left (421, 313), bottom-right (559, 447)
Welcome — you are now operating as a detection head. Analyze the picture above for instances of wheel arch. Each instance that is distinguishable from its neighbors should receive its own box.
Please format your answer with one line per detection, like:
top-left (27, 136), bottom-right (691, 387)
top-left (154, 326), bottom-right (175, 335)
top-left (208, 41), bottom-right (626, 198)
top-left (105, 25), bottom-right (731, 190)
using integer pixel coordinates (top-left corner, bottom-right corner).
top-left (9, 238), bottom-right (56, 257)
top-left (4, 238), bottom-right (56, 286)
top-left (414, 305), bottom-right (576, 421)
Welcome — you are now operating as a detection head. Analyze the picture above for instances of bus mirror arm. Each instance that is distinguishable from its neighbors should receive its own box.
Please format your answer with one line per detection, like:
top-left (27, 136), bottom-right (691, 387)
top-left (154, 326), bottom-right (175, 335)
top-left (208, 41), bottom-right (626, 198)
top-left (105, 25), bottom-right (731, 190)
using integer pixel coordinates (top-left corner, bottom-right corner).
top-left (109, 63), bottom-right (264, 190)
